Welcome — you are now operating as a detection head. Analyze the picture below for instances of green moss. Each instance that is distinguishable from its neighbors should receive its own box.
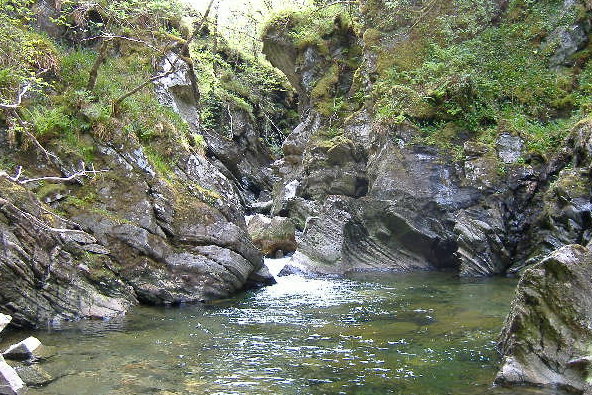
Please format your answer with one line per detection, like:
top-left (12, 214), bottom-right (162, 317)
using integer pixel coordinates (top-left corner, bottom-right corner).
top-left (311, 64), bottom-right (340, 116)
top-left (263, 7), bottom-right (357, 53)
top-left (144, 147), bottom-right (175, 179)
top-left (368, 0), bottom-right (586, 157)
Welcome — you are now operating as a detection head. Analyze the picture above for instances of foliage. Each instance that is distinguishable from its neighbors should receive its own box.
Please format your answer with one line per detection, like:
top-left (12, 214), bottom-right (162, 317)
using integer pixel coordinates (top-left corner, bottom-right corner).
top-left (192, 34), bottom-right (297, 151)
top-left (0, 0), bottom-right (58, 107)
top-left (371, 0), bottom-right (591, 156)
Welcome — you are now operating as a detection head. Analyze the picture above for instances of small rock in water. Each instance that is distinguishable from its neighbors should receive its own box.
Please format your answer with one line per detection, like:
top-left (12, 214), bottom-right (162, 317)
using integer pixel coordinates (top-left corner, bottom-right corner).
top-left (13, 364), bottom-right (53, 387)
top-left (3, 337), bottom-right (43, 361)
top-left (0, 315), bottom-right (11, 334)
top-left (0, 355), bottom-right (25, 395)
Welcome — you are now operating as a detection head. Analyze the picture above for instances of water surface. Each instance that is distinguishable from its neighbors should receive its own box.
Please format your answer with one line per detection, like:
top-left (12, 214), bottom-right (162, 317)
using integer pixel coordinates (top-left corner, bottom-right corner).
top-left (1, 266), bottom-right (564, 394)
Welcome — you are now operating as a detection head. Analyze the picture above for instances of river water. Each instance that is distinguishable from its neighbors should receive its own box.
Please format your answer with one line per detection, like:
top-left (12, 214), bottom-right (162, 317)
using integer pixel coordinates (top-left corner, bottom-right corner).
top-left (4, 259), bottom-right (564, 394)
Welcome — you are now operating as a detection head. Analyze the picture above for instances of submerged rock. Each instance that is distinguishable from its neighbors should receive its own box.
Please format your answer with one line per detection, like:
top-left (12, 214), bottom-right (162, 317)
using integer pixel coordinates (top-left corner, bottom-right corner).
top-left (496, 245), bottom-right (592, 393)
top-left (0, 356), bottom-right (25, 395)
top-left (12, 364), bottom-right (52, 387)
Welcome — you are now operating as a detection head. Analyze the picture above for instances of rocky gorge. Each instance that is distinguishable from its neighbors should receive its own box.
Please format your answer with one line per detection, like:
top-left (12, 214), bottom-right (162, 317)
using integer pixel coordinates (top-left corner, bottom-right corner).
top-left (2, 0), bottom-right (592, 393)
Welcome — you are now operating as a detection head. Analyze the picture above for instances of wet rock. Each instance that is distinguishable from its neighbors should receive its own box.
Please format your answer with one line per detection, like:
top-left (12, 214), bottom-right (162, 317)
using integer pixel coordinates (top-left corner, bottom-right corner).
top-left (454, 207), bottom-right (510, 276)
top-left (0, 315), bottom-right (10, 334)
top-left (245, 264), bottom-right (277, 288)
top-left (3, 337), bottom-right (43, 361)
top-left (496, 245), bottom-right (592, 393)
top-left (247, 214), bottom-right (297, 257)
top-left (0, 355), bottom-right (25, 395)
top-left (13, 364), bottom-right (53, 387)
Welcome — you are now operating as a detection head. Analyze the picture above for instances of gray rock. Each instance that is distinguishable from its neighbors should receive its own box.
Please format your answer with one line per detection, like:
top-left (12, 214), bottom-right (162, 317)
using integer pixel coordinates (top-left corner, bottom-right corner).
top-left (454, 208), bottom-right (510, 276)
top-left (247, 215), bottom-right (297, 257)
top-left (250, 200), bottom-right (273, 214)
top-left (0, 178), bottom-right (136, 328)
top-left (13, 364), bottom-right (53, 387)
top-left (3, 337), bottom-right (42, 361)
top-left (496, 245), bottom-right (592, 393)
top-left (496, 133), bottom-right (523, 164)
top-left (0, 355), bottom-right (25, 395)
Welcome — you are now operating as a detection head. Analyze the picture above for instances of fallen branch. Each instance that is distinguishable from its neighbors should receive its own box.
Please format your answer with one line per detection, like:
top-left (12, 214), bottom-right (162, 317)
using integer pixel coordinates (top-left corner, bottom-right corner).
top-left (7, 163), bottom-right (109, 185)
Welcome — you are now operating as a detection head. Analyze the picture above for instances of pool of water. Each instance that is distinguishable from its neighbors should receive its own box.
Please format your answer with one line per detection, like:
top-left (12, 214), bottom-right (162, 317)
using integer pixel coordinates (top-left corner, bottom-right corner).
top-left (1, 265), bottom-right (564, 394)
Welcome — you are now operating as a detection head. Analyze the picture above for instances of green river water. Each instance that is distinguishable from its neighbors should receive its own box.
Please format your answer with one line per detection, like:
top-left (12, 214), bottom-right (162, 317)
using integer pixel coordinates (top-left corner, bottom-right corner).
top-left (1, 263), bottom-right (569, 394)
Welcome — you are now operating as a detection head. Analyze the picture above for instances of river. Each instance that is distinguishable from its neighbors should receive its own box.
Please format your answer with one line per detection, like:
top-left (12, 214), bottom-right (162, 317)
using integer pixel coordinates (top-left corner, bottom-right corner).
top-left (2, 259), bottom-right (566, 394)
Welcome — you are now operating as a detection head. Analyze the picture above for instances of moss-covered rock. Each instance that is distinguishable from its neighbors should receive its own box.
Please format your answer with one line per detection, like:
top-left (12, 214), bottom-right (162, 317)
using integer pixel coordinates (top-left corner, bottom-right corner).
top-left (496, 245), bottom-right (592, 393)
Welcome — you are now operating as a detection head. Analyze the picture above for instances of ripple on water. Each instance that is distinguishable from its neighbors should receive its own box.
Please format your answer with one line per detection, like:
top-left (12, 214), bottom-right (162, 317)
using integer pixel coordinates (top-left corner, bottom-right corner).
top-left (11, 271), bottom-right (572, 395)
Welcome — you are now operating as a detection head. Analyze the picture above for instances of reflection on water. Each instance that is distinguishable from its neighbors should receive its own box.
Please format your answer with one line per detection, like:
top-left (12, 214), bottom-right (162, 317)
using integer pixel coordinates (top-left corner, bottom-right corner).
top-left (1, 266), bottom-right (566, 394)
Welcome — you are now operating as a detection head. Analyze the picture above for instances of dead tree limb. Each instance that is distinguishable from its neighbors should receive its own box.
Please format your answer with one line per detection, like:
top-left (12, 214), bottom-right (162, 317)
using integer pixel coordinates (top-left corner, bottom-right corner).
top-left (0, 82), bottom-right (33, 110)
top-left (111, 68), bottom-right (176, 115)
top-left (7, 164), bottom-right (109, 185)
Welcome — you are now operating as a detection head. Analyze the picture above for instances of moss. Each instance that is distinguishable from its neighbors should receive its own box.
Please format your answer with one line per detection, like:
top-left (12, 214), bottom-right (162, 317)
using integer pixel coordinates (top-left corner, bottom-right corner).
top-left (311, 64), bottom-right (340, 116)
top-left (366, 0), bottom-right (587, 158)
top-left (362, 28), bottom-right (382, 47)
top-left (546, 168), bottom-right (591, 203)
top-left (313, 134), bottom-right (353, 150)
top-left (144, 147), bottom-right (175, 179)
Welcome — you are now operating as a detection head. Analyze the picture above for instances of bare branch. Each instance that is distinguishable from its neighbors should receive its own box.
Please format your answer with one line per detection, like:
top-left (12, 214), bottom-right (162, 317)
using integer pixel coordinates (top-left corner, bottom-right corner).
top-left (7, 164), bottom-right (109, 185)
top-left (0, 82), bottom-right (33, 110)
top-left (312, 0), bottom-right (359, 13)
top-left (82, 34), bottom-right (156, 49)
top-left (38, 205), bottom-right (83, 230)
top-left (111, 67), bottom-right (177, 115)
top-left (10, 111), bottom-right (60, 163)
top-left (0, 69), bottom-right (49, 110)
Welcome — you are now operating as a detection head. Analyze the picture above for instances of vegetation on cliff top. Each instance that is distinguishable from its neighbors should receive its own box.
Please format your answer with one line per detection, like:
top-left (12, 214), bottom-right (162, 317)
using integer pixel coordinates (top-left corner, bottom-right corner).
top-left (0, 0), bottom-right (297, 180)
top-left (263, 0), bottom-right (592, 160)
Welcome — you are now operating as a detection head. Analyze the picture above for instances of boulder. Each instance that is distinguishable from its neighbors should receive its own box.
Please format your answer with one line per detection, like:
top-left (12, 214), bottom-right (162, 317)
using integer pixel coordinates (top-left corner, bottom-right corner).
top-left (3, 337), bottom-right (43, 361)
top-left (0, 356), bottom-right (25, 395)
top-left (247, 214), bottom-right (297, 257)
top-left (496, 245), bottom-right (592, 393)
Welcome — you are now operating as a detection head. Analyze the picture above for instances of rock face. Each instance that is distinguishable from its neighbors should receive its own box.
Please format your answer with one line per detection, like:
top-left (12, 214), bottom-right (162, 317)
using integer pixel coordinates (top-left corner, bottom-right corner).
top-left (0, 50), bottom-right (275, 327)
top-left (261, 3), bottom-right (592, 278)
top-left (247, 215), bottom-right (296, 257)
top-left (0, 177), bottom-right (136, 328)
top-left (496, 245), bottom-right (592, 393)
